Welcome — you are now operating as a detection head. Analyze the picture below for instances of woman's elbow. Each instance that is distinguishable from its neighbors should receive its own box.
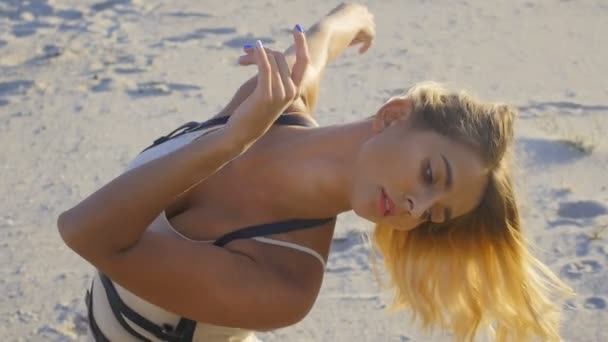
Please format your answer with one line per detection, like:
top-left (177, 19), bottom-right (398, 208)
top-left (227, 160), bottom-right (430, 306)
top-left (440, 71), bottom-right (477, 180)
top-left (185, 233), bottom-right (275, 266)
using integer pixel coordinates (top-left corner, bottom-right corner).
top-left (258, 293), bottom-right (316, 331)
top-left (57, 210), bottom-right (76, 248)
top-left (57, 209), bottom-right (90, 257)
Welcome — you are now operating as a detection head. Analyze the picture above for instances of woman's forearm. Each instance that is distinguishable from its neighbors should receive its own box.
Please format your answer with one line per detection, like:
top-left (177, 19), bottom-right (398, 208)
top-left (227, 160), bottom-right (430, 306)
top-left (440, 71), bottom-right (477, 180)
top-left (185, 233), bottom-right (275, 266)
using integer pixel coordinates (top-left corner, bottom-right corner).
top-left (297, 19), bottom-right (357, 73)
top-left (58, 128), bottom-right (242, 260)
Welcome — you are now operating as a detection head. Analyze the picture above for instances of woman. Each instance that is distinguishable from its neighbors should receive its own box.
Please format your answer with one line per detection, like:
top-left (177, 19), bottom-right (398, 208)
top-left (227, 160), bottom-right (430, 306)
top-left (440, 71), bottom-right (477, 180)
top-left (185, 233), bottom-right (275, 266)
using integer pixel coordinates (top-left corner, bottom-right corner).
top-left (58, 3), bottom-right (571, 342)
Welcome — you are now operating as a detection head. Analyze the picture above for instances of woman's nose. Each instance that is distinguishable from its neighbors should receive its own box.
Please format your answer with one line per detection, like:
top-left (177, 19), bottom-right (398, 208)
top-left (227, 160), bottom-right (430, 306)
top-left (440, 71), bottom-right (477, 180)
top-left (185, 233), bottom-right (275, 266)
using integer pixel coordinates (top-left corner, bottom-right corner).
top-left (405, 192), bottom-right (435, 219)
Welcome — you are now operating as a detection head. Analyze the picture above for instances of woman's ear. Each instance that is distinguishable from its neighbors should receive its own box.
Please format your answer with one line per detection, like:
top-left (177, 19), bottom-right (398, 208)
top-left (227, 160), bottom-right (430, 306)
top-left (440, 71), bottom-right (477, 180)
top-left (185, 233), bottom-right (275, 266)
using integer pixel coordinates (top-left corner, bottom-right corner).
top-left (372, 98), bottom-right (413, 133)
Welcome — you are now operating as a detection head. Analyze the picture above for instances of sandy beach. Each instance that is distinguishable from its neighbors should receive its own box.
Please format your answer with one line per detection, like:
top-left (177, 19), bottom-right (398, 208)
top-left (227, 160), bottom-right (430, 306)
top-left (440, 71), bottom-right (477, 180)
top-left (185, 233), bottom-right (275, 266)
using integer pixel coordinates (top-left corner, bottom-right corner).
top-left (1, 0), bottom-right (607, 340)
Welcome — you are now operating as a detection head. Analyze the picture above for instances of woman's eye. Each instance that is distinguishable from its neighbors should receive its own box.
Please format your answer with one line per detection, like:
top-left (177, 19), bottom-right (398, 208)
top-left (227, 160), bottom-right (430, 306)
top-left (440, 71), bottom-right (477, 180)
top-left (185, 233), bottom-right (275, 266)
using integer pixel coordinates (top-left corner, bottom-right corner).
top-left (424, 162), bottom-right (434, 184)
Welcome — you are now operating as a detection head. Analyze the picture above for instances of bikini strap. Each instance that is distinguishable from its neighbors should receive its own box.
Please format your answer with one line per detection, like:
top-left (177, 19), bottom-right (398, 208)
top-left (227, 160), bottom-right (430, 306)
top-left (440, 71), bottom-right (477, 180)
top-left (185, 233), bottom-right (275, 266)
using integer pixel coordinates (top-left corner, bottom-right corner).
top-left (97, 272), bottom-right (196, 342)
top-left (252, 237), bottom-right (326, 267)
top-left (213, 217), bottom-right (335, 247)
top-left (141, 113), bottom-right (316, 153)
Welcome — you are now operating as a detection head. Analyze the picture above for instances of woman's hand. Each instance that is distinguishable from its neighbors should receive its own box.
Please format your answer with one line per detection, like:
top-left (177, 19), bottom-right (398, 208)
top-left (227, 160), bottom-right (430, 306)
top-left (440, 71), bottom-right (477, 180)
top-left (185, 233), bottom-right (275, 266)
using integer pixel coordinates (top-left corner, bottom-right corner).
top-left (324, 3), bottom-right (376, 54)
top-left (225, 27), bottom-right (310, 148)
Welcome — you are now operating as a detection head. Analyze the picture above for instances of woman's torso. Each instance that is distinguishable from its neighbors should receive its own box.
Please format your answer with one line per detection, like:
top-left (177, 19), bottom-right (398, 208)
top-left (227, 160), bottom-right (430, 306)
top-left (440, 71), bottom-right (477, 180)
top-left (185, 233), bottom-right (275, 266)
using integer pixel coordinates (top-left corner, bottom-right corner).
top-left (90, 117), bottom-right (335, 341)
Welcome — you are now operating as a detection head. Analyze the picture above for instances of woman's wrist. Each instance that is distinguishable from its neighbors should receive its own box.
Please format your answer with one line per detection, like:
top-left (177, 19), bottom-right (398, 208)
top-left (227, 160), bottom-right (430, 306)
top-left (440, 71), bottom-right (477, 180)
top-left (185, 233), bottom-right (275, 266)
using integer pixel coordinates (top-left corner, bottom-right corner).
top-left (321, 19), bottom-right (358, 63)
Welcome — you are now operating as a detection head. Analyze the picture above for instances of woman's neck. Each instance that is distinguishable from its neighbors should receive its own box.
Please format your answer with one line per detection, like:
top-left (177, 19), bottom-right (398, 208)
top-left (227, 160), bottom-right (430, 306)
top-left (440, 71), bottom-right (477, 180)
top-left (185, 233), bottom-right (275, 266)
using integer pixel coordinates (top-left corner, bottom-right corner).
top-left (243, 117), bottom-right (376, 219)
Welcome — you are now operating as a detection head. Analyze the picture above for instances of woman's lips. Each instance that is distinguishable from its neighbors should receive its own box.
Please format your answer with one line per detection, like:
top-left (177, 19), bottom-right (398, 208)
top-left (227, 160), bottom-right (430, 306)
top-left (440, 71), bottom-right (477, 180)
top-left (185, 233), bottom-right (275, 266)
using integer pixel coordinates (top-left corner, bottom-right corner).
top-left (380, 187), bottom-right (395, 217)
top-left (379, 188), bottom-right (386, 216)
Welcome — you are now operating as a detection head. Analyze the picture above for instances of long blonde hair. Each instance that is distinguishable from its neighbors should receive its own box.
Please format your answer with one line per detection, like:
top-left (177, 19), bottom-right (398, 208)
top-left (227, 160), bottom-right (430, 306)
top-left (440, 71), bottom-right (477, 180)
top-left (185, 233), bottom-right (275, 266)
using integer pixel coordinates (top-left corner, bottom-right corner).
top-left (373, 82), bottom-right (573, 341)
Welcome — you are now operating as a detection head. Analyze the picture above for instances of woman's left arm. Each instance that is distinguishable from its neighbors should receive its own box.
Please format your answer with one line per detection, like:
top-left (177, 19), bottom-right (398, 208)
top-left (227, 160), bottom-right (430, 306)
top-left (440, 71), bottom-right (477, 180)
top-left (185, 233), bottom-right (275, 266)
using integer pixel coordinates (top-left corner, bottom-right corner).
top-left (93, 226), bottom-right (328, 330)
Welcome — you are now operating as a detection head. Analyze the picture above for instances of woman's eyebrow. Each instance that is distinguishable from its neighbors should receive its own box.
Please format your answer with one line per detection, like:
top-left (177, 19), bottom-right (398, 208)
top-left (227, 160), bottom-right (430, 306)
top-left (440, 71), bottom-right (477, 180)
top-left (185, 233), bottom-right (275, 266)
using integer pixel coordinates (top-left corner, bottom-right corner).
top-left (440, 154), bottom-right (453, 190)
top-left (440, 154), bottom-right (453, 222)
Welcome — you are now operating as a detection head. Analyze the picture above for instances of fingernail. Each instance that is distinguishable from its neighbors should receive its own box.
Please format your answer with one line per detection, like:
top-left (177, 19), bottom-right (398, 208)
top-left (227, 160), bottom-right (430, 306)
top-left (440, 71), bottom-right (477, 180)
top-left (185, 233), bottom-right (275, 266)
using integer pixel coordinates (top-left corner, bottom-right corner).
top-left (255, 40), bottom-right (263, 49)
top-left (295, 24), bottom-right (304, 33)
top-left (243, 43), bottom-right (253, 49)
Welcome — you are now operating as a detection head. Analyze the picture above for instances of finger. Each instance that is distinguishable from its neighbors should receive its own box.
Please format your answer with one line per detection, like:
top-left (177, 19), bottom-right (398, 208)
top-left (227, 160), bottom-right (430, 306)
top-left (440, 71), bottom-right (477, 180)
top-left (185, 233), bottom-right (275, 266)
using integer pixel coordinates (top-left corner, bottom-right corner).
top-left (364, 24), bottom-right (376, 53)
top-left (359, 29), bottom-right (375, 54)
top-left (273, 52), bottom-right (296, 99)
top-left (238, 44), bottom-right (255, 65)
top-left (254, 40), bottom-right (272, 94)
top-left (240, 46), bottom-right (281, 65)
top-left (359, 40), bottom-right (372, 54)
top-left (291, 25), bottom-right (310, 87)
top-left (238, 54), bottom-right (255, 65)
top-left (267, 53), bottom-right (285, 98)
top-left (243, 43), bottom-right (254, 53)
top-left (243, 46), bottom-right (280, 56)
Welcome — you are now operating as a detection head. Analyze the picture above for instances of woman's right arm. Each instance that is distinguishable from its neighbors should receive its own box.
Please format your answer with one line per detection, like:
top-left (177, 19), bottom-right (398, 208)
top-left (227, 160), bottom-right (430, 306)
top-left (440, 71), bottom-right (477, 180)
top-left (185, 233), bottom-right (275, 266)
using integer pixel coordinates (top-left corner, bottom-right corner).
top-left (57, 41), bottom-right (323, 329)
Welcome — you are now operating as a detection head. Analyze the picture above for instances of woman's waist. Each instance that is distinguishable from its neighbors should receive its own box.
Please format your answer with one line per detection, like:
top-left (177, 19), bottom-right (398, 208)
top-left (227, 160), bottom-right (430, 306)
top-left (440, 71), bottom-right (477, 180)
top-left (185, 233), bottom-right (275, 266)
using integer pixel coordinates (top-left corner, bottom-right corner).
top-left (90, 273), bottom-right (255, 341)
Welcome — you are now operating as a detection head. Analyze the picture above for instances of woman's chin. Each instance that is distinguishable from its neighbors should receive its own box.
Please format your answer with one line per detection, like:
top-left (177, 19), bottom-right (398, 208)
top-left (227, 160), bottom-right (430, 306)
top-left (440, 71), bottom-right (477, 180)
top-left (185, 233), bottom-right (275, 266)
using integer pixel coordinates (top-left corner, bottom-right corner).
top-left (352, 206), bottom-right (382, 225)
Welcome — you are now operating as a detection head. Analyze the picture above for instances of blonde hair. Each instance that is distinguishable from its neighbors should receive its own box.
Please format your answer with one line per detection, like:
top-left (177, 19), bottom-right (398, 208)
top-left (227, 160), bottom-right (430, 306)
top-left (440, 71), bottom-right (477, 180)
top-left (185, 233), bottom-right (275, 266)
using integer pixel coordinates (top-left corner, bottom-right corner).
top-left (373, 82), bottom-right (573, 341)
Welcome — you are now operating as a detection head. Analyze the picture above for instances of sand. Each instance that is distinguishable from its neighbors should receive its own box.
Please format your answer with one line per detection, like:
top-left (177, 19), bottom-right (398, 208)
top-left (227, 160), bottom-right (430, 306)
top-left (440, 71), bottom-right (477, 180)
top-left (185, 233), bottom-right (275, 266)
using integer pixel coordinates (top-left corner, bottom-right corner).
top-left (1, 0), bottom-right (607, 341)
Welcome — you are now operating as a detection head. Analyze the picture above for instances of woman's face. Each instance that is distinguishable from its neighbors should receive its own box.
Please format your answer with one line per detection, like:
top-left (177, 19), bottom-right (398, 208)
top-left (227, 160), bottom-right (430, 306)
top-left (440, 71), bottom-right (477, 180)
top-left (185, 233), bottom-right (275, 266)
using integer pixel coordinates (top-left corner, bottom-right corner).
top-left (351, 111), bottom-right (488, 231)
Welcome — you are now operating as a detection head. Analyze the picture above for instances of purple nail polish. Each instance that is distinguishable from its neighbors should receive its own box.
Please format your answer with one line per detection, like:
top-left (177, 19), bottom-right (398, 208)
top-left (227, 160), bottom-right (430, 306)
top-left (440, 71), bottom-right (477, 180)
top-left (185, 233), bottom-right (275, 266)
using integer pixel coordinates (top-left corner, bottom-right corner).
top-left (243, 43), bottom-right (253, 49)
top-left (295, 24), bottom-right (303, 33)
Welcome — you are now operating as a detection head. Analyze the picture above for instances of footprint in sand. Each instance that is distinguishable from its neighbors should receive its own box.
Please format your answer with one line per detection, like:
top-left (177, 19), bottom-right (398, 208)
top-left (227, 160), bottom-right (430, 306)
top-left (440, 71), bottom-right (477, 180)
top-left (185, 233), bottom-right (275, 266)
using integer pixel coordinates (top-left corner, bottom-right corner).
top-left (330, 230), bottom-right (363, 254)
top-left (575, 233), bottom-right (593, 257)
top-left (2, 0), bottom-right (81, 20)
top-left (91, 78), bottom-right (113, 92)
top-left (55, 302), bottom-right (89, 335)
top-left (583, 297), bottom-right (607, 310)
top-left (126, 81), bottom-right (201, 98)
top-left (327, 230), bottom-right (371, 273)
top-left (164, 27), bottom-right (237, 44)
top-left (518, 101), bottom-right (608, 113)
top-left (35, 301), bottom-right (89, 339)
top-left (517, 137), bottom-right (587, 167)
top-left (91, 0), bottom-right (131, 12)
top-left (105, 54), bottom-right (155, 75)
top-left (3, 0), bottom-right (83, 37)
top-left (13, 309), bottom-right (36, 324)
top-left (27, 44), bottom-right (64, 64)
top-left (223, 36), bottom-right (275, 49)
top-left (560, 259), bottom-right (602, 280)
top-left (0, 80), bottom-right (34, 105)
top-left (164, 11), bottom-right (212, 18)
top-left (54, 9), bottom-right (84, 20)
top-left (0, 80), bottom-right (34, 96)
top-left (558, 201), bottom-right (608, 219)
top-left (11, 22), bottom-right (53, 38)
top-left (113, 67), bottom-right (147, 74)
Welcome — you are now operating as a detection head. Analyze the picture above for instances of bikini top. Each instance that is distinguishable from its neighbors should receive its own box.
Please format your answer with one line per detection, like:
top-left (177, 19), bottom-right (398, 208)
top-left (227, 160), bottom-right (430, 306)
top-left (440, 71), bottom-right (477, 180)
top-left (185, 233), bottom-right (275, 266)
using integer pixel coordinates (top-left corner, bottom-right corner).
top-left (138, 113), bottom-right (336, 248)
top-left (95, 113), bottom-right (335, 342)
